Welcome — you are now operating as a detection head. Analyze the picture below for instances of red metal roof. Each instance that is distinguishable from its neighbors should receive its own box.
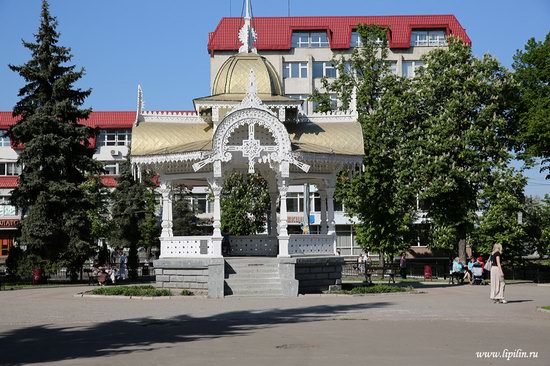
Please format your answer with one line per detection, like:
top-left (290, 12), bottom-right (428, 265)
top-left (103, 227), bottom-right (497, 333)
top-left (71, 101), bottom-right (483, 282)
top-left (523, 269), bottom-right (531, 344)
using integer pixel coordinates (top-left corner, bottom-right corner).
top-left (0, 176), bottom-right (19, 189)
top-left (208, 15), bottom-right (471, 52)
top-left (0, 111), bottom-right (135, 129)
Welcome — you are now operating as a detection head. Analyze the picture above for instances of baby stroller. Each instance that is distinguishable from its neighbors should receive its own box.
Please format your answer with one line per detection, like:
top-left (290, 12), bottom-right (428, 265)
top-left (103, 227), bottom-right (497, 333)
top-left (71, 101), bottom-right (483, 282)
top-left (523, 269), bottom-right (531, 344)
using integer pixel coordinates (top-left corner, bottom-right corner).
top-left (471, 263), bottom-right (485, 285)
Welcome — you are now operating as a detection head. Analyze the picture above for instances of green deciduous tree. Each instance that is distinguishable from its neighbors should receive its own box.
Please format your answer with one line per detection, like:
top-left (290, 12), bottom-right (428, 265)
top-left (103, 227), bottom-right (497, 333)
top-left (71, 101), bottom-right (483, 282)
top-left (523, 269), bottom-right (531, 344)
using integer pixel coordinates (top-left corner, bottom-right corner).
top-left (172, 185), bottom-right (203, 236)
top-left (412, 38), bottom-right (517, 261)
top-left (9, 0), bottom-right (100, 275)
top-left (220, 172), bottom-right (270, 236)
top-left (316, 25), bottom-right (418, 261)
top-left (523, 195), bottom-right (550, 258)
top-left (513, 32), bottom-right (550, 177)
top-left (473, 168), bottom-right (528, 264)
top-left (109, 158), bottom-right (159, 279)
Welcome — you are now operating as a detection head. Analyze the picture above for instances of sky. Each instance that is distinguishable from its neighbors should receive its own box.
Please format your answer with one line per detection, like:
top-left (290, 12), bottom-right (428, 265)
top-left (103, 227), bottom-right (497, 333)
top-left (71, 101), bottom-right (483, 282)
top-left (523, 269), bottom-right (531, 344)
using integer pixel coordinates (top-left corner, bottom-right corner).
top-left (0, 0), bottom-right (549, 196)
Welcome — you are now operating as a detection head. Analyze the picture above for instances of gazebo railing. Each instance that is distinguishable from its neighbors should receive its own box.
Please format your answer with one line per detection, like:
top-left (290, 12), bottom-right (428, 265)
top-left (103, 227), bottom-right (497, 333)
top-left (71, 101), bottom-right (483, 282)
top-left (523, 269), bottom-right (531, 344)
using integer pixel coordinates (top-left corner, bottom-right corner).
top-left (288, 234), bottom-right (335, 256)
top-left (228, 235), bottom-right (278, 256)
top-left (160, 236), bottom-right (215, 258)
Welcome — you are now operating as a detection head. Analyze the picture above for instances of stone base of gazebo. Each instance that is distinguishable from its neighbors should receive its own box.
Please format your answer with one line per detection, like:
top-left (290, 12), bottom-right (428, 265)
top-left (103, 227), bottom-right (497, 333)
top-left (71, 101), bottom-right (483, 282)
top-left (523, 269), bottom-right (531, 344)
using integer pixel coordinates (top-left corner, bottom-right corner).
top-left (153, 255), bottom-right (343, 298)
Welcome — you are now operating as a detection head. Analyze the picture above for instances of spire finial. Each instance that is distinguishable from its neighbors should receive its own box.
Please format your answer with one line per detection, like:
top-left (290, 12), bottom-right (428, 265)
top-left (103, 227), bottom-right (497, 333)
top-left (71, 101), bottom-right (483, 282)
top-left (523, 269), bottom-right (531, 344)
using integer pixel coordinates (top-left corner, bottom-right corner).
top-left (238, 0), bottom-right (257, 53)
top-left (134, 84), bottom-right (144, 126)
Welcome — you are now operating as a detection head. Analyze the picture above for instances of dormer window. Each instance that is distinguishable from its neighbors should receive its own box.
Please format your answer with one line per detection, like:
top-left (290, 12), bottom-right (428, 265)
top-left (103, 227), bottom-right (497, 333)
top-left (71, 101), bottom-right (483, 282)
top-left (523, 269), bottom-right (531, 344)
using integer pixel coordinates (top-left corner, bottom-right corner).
top-left (410, 29), bottom-right (447, 47)
top-left (351, 31), bottom-right (384, 48)
top-left (292, 31), bottom-right (329, 48)
top-left (0, 130), bottom-right (10, 147)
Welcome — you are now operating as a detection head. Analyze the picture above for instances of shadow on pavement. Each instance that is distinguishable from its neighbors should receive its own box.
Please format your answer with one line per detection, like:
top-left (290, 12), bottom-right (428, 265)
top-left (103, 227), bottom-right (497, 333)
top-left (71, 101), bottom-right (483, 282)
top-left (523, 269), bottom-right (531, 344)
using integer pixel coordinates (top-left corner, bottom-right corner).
top-left (0, 302), bottom-right (391, 365)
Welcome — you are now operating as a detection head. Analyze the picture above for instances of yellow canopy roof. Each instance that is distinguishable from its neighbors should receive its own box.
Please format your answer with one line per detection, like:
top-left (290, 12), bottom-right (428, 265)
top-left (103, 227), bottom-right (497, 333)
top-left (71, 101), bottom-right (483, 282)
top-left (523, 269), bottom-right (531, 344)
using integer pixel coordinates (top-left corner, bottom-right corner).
top-left (131, 121), bottom-right (364, 157)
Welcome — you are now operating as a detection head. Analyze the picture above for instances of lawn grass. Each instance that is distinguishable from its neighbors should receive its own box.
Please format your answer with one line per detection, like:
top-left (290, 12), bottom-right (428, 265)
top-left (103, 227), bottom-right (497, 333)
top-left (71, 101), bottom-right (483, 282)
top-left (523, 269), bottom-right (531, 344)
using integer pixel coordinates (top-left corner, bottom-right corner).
top-left (541, 306), bottom-right (550, 311)
top-left (340, 284), bottom-right (414, 295)
top-left (90, 285), bottom-right (172, 297)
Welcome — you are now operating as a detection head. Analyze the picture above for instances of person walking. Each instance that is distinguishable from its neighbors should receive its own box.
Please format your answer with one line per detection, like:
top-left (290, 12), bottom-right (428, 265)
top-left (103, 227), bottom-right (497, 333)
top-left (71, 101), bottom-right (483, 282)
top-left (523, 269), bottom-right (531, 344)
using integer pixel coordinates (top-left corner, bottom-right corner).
top-left (489, 243), bottom-right (507, 304)
top-left (118, 249), bottom-right (127, 281)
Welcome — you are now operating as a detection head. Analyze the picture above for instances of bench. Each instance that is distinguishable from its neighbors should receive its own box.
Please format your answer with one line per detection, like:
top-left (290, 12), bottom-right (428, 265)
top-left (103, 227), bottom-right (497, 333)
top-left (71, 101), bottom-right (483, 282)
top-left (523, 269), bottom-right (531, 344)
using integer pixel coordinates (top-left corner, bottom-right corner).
top-left (449, 271), bottom-right (464, 285)
top-left (365, 266), bottom-right (396, 284)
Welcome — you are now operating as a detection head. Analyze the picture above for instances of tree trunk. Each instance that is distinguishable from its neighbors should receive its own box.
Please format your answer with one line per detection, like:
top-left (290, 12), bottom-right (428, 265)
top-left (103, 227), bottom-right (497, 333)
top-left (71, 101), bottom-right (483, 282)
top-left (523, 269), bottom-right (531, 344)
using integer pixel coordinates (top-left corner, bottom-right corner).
top-left (458, 238), bottom-right (467, 263)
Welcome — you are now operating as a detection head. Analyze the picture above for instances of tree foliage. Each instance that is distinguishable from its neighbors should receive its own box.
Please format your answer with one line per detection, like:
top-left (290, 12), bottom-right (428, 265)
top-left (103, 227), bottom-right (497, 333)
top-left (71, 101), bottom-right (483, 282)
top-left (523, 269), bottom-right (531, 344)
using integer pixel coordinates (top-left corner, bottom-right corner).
top-left (172, 185), bottom-right (203, 236)
top-left (316, 25), bottom-right (418, 259)
top-left (8, 0), bottom-right (100, 274)
top-left (513, 32), bottom-right (550, 177)
top-left (109, 158), bottom-right (159, 279)
top-left (523, 195), bottom-right (550, 258)
top-left (412, 38), bottom-right (517, 260)
top-left (220, 172), bottom-right (270, 236)
top-left (473, 168), bottom-right (527, 264)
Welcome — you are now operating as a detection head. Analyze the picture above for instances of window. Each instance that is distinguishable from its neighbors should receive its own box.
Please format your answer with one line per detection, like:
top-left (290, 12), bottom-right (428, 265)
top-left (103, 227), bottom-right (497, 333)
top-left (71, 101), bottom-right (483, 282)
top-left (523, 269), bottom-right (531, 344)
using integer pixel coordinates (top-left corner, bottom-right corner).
top-left (283, 62), bottom-right (308, 78)
top-left (0, 131), bottom-right (10, 147)
top-left (351, 31), bottom-right (383, 48)
top-left (410, 29), bottom-right (447, 47)
top-left (402, 60), bottom-right (424, 78)
top-left (389, 60), bottom-right (398, 75)
top-left (102, 162), bottom-right (120, 175)
top-left (192, 194), bottom-right (211, 214)
top-left (313, 61), bottom-right (337, 78)
top-left (97, 129), bottom-right (131, 147)
top-left (286, 193), bottom-right (304, 213)
top-left (351, 31), bottom-right (363, 48)
top-left (0, 162), bottom-right (21, 176)
top-left (311, 192), bottom-right (321, 212)
top-left (312, 94), bottom-right (337, 112)
top-left (288, 94), bottom-right (310, 114)
top-left (292, 31), bottom-right (329, 48)
top-left (0, 196), bottom-right (17, 217)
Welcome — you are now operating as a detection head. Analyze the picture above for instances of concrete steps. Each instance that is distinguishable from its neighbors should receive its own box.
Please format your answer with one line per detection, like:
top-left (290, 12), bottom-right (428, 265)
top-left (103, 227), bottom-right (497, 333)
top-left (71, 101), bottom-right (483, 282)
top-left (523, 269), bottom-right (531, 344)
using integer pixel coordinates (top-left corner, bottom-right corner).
top-left (224, 257), bottom-right (283, 297)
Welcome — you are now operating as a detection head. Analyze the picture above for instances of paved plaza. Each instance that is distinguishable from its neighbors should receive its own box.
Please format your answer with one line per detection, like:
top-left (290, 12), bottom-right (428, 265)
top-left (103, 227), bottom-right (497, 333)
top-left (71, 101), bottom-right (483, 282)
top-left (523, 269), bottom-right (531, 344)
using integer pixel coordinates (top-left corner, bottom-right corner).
top-left (0, 282), bottom-right (549, 366)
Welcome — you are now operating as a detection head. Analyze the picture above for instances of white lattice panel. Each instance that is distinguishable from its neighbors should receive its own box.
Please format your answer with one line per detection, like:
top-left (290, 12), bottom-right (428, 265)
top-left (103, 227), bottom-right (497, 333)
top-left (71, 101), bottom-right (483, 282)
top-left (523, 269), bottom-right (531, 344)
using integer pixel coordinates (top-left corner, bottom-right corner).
top-left (288, 234), bottom-right (335, 255)
top-left (160, 236), bottom-right (213, 258)
top-left (229, 235), bottom-right (278, 256)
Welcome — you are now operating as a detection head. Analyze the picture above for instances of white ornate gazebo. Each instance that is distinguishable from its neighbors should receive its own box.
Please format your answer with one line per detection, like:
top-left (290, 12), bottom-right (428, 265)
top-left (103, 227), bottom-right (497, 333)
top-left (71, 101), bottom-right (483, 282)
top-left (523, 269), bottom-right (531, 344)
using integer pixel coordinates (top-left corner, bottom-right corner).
top-left (130, 5), bottom-right (363, 297)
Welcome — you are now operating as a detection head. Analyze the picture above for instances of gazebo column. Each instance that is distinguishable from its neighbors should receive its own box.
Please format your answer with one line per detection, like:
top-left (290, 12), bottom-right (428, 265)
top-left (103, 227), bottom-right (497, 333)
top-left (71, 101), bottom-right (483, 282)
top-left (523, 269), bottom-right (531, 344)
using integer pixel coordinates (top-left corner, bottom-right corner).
top-left (277, 177), bottom-right (290, 257)
top-left (159, 180), bottom-right (173, 238)
top-left (326, 186), bottom-right (337, 254)
top-left (209, 177), bottom-right (223, 257)
top-left (269, 191), bottom-right (279, 235)
top-left (320, 190), bottom-right (328, 234)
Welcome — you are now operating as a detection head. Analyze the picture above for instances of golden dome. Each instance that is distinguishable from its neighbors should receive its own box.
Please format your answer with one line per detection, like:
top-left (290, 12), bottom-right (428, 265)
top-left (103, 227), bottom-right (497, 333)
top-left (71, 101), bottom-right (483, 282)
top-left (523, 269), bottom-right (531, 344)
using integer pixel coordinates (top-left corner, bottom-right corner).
top-left (212, 53), bottom-right (283, 96)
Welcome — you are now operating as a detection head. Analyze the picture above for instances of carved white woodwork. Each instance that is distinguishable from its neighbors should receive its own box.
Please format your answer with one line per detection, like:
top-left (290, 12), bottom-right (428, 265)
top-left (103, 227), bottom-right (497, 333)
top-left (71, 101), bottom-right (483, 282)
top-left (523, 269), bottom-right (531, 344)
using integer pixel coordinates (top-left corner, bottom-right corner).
top-left (193, 70), bottom-right (310, 177)
top-left (238, 0), bottom-right (257, 54)
top-left (159, 181), bottom-right (173, 237)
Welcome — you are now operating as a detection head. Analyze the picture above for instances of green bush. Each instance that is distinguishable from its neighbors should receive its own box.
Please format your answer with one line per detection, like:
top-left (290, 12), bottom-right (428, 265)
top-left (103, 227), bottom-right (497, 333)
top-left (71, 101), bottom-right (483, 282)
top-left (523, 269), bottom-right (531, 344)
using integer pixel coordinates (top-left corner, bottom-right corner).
top-left (91, 285), bottom-right (172, 297)
top-left (180, 289), bottom-right (194, 296)
top-left (350, 284), bottom-right (412, 294)
top-left (542, 306), bottom-right (550, 311)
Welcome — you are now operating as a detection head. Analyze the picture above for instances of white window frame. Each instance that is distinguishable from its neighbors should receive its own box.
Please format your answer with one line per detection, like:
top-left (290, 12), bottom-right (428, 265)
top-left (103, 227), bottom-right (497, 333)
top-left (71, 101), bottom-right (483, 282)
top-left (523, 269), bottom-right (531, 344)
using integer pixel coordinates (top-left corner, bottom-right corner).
top-left (97, 129), bottom-right (132, 147)
top-left (411, 30), bottom-right (447, 47)
top-left (283, 62), bottom-right (308, 79)
top-left (402, 60), bottom-right (424, 78)
top-left (0, 131), bottom-right (10, 147)
top-left (313, 61), bottom-right (337, 79)
top-left (102, 162), bottom-right (120, 175)
top-left (0, 162), bottom-right (22, 176)
top-left (0, 196), bottom-right (17, 217)
top-left (292, 31), bottom-right (329, 48)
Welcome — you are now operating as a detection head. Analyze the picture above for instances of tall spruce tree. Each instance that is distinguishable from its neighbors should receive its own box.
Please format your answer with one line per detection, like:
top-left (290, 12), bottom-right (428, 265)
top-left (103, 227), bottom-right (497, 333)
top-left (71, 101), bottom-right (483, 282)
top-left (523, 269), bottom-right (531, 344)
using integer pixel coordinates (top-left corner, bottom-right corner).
top-left (9, 0), bottom-right (100, 273)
